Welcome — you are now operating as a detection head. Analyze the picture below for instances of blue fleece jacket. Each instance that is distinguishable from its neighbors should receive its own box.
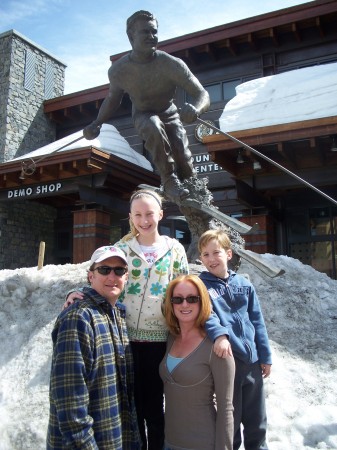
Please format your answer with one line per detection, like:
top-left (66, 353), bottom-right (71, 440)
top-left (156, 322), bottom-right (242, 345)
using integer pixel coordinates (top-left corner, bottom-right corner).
top-left (201, 270), bottom-right (272, 365)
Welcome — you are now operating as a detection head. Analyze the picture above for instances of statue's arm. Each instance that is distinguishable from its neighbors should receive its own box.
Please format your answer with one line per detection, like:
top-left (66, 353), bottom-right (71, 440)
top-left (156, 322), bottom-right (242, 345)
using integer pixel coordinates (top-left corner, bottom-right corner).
top-left (173, 58), bottom-right (210, 123)
top-left (83, 66), bottom-right (124, 140)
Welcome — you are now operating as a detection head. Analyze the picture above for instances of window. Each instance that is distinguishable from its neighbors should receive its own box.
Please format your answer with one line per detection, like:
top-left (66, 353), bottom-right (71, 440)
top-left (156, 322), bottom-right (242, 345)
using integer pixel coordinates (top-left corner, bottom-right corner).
top-left (222, 80), bottom-right (241, 102)
top-left (204, 79), bottom-right (241, 104)
top-left (205, 84), bottom-right (222, 102)
top-left (287, 206), bottom-right (337, 279)
top-left (24, 50), bottom-right (35, 91)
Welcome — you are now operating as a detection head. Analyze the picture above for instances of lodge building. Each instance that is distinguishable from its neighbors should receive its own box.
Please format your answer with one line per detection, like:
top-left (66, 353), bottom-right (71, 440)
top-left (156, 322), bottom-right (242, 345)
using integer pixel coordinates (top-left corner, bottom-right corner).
top-left (0, 0), bottom-right (336, 278)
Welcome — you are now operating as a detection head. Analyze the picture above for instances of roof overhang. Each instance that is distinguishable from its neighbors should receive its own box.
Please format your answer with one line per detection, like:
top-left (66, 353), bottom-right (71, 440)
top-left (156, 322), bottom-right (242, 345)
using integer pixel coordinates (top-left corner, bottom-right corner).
top-left (204, 116), bottom-right (337, 195)
top-left (0, 147), bottom-right (160, 208)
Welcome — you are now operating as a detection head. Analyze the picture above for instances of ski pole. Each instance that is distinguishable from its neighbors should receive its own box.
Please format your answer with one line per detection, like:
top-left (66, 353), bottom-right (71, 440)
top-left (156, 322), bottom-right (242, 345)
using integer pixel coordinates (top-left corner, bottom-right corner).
top-left (197, 117), bottom-right (337, 207)
top-left (19, 135), bottom-right (85, 179)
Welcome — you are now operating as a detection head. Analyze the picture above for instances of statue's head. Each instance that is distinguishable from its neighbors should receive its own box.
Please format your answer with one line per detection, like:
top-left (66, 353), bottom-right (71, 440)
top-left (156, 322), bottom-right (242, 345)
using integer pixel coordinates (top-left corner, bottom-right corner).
top-left (126, 10), bottom-right (158, 42)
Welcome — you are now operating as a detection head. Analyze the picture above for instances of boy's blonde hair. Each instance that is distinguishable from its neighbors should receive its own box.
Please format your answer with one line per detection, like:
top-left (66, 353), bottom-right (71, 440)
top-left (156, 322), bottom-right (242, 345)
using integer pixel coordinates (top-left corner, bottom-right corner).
top-left (122, 189), bottom-right (163, 242)
top-left (163, 275), bottom-right (212, 336)
top-left (198, 229), bottom-right (232, 253)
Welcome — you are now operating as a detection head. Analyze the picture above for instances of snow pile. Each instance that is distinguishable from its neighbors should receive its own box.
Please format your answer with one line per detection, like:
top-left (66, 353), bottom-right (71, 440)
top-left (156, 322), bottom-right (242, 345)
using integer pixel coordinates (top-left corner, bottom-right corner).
top-left (0, 254), bottom-right (337, 449)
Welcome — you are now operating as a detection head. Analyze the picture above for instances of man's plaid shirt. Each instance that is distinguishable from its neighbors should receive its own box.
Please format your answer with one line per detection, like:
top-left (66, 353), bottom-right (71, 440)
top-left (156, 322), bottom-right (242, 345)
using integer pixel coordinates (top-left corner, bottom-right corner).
top-left (47, 287), bottom-right (141, 449)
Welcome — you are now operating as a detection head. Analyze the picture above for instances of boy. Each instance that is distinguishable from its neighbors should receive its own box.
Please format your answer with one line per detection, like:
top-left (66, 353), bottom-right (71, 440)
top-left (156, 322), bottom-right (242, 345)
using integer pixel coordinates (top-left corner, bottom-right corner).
top-left (199, 229), bottom-right (272, 450)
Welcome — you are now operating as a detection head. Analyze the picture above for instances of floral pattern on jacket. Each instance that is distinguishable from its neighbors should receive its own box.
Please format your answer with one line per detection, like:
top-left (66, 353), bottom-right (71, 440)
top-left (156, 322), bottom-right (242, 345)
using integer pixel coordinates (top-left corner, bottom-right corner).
top-left (115, 236), bottom-right (189, 342)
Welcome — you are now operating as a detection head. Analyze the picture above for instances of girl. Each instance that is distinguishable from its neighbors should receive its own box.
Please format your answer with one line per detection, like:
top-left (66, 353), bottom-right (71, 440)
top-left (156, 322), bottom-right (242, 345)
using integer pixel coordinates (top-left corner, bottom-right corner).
top-left (117, 189), bottom-right (189, 450)
top-left (65, 189), bottom-right (189, 450)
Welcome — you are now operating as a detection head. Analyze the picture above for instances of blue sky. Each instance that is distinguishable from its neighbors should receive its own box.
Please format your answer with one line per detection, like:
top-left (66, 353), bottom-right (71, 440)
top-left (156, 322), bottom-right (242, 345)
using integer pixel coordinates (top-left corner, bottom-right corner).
top-left (1, 0), bottom-right (310, 95)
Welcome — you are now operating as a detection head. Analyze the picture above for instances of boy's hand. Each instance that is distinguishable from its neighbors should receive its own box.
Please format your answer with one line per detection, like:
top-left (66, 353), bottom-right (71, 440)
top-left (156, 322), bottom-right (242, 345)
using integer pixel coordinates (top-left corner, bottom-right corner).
top-left (213, 335), bottom-right (233, 358)
top-left (62, 291), bottom-right (84, 310)
top-left (261, 364), bottom-right (272, 378)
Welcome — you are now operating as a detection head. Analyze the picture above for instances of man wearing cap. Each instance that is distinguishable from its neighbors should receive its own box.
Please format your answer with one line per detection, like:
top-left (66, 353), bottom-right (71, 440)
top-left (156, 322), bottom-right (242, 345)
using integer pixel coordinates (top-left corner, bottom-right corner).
top-left (47, 246), bottom-right (141, 449)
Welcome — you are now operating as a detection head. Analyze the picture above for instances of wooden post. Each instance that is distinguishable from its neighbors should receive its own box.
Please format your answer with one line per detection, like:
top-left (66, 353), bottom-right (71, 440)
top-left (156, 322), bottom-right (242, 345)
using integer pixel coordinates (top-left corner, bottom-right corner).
top-left (72, 210), bottom-right (111, 263)
top-left (38, 241), bottom-right (45, 270)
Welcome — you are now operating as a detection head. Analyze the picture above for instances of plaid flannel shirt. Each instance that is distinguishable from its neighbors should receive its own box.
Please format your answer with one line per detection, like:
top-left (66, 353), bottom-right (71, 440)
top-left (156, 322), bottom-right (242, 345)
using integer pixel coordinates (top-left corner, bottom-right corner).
top-left (47, 287), bottom-right (141, 449)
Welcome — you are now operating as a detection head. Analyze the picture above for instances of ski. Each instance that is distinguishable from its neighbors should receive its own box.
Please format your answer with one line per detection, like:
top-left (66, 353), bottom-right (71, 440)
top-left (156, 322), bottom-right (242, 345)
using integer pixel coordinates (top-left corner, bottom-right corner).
top-left (180, 198), bottom-right (257, 235)
top-left (233, 245), bottom-right (285, 278)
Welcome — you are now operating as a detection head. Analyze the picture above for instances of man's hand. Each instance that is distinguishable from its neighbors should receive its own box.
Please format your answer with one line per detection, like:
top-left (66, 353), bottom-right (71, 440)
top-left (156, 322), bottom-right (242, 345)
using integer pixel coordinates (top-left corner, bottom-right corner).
top-left (83, 121), bottom-right (102, 140)
top-left (213, 335), bottom-right (233, 358)
top-left (179, 103), bottom-right (199, 124)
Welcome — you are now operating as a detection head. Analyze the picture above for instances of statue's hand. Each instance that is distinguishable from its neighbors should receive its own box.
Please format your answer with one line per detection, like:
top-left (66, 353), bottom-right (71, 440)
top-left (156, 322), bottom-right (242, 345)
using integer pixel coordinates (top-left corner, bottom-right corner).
top-left (179, 103), bottom-right (199, 124)
top-left (83, 121), bottom-right (102, 140)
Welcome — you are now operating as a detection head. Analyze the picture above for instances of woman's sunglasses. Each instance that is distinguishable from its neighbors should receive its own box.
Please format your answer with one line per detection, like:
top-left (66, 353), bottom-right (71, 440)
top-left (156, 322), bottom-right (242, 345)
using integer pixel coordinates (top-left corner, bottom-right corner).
top-left (93, 266), bottom-right (127, 276)
top-left (170, 296), bottom-right (200, 304)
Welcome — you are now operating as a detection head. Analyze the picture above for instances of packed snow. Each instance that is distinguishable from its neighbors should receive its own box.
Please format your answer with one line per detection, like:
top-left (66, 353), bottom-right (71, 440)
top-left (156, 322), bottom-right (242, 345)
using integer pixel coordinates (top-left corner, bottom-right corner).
top-left (11, 123), bottom-right (153, 171)
top-left (219, 62), bottom-right (337, 132)
top-left (0, 253), bottom-right (337, 449)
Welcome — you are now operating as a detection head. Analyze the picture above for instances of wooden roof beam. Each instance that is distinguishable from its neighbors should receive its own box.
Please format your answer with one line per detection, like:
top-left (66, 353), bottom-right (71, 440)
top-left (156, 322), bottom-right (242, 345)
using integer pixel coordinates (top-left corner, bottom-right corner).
top-left (57, 162), bottom-right (79, 176)
top-left (316, 139), bottom-right (326, 165)
top-left (64, 107), bottom-right (80, 122)
top-left (0, 173), bottom-right (7, 188)
top-left (277, 142), bottom-right (297, 167)
top-left (224, 38), bottom-right (237, 56)
top-left (79, 104), bottom-right (94, 118)
top-left (268, 28), bottom-right (279, 46)
top-left (173, 48), bottom-right (196, 65)
top-left (291, 22), bottom-right (301, 42)
top-left (316, 16), bottom-right (324, 38)
top-left (247, 33), bottom-right (257, 50)
top-left (196, 43), bottom-right (218, 61)
top-left (47, 111), bottom-right (66, 124)
top-left (2, 172), bottom-right (24, 188)
top-left (95, 100), bottom-right (103, 110)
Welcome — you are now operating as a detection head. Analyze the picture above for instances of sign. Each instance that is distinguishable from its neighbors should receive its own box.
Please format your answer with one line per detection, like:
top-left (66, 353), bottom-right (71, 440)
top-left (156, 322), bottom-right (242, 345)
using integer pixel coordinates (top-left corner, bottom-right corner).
top-left (7, 182), bottom-right (62, 199)
top-left (1, 182), bottom-right (64, 201)
top-left (192, 153), bottom-right (224, 175)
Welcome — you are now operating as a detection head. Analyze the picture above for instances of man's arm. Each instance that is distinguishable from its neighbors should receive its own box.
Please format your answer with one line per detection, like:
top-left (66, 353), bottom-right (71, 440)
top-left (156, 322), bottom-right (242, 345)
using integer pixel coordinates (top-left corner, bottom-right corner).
top-left (49, 310), bottom-right (98, 449)
top-left (83, 66), bottom-right (124, 140)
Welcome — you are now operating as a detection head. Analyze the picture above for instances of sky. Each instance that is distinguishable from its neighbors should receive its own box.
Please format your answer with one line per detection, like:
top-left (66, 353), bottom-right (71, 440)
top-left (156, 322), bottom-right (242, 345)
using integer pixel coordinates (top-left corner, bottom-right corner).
top-left (0, 0), bottom-right (310, 95)
top-left (0, 253), bottom-right (337, 449)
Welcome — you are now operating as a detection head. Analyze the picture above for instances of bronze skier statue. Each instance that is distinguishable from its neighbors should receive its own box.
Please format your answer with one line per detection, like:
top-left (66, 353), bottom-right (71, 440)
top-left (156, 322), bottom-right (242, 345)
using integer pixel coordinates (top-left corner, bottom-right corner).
top-left (83, 10), bottom-right (210, 203)
top-left (83, 10), bottom-right (284, 277)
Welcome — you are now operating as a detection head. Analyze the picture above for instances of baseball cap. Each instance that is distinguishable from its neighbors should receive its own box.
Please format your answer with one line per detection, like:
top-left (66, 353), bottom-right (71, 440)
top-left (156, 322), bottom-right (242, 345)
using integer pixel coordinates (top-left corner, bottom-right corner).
top-left (90, 246), bottom-right (128, 265)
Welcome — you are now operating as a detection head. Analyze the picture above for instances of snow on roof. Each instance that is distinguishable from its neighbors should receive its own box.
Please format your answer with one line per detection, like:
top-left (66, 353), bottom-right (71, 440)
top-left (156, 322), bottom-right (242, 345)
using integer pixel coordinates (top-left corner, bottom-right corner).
top-left (219, 62), bottom-right (337, 132)
top-left (12, 124), bottom-right (153, 171)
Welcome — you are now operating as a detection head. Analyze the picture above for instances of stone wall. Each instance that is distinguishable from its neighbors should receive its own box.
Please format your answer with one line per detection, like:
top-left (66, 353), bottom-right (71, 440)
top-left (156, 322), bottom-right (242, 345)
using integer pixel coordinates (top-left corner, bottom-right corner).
top-left (0, 200), bottom-right (57, 269)
top-left (0, 31), bottom-right (66, 269)
top-left (0, 30), bottom-right (66, 163)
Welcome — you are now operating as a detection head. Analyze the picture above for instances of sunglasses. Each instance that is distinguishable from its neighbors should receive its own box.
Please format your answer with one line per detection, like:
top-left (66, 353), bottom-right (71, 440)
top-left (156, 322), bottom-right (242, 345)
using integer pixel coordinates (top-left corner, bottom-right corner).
top-left (93, 266), bottom-right (127, 276)
top-left (170, 296), bottom-right (200, 304)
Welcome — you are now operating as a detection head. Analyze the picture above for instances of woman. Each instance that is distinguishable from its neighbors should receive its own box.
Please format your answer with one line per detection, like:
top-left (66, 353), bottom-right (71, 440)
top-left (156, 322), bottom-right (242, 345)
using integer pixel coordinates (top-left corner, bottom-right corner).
top-left (159, 275), bottom-right (235, 450)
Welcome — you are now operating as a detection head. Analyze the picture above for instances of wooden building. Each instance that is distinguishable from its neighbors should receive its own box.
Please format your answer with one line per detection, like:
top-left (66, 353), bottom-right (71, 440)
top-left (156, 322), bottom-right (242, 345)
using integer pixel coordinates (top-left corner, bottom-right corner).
top-left (0, 0), bottom-right (336, 277)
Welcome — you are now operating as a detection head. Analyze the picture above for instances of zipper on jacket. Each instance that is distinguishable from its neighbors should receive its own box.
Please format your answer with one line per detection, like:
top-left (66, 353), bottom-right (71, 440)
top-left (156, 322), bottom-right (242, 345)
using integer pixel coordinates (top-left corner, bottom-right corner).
top-left (135, 266), bottom-right (151, 339)
top-left (224, 279), bottom-right (253, 361)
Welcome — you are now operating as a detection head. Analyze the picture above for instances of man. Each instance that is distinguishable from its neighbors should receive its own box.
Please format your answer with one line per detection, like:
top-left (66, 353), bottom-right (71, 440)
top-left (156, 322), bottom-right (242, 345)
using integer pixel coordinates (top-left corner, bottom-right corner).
top-left (83, 10), bottom-right (210, 203)
top-left (47, 246), bottom-right (141, 449)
